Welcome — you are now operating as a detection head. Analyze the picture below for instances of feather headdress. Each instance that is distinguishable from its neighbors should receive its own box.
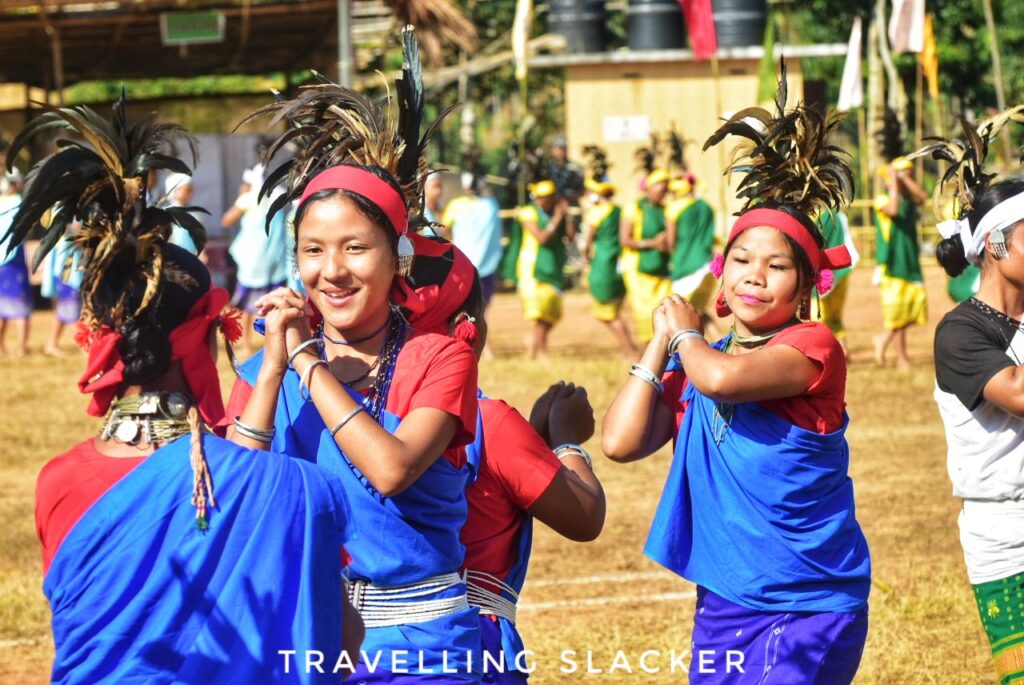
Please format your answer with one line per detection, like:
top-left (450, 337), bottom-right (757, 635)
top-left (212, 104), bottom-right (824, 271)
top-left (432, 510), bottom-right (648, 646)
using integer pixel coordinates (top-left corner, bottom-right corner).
top-left (666, 125), bottom-right (687, 174)
top-left (634, 133), bottom-right (661, 176)
top-left (906, 105), bottom-right (1024, 218)
top-left (875, 107), bottom-right (904, 163)
top-left (702, 59), bottom-right (854, 218)
top-left (2, 89), bottom-right (204, 329)
top-left (582, 144), bottom-right (610, 180)
top-left (239, 26), bottom-right (456, 232)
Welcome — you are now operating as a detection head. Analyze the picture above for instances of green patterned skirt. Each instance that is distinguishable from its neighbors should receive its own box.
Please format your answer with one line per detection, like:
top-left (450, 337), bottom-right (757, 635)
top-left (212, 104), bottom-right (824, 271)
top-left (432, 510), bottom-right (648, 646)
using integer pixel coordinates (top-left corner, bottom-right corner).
top-left (974, 574), bottom-right (1024, 684)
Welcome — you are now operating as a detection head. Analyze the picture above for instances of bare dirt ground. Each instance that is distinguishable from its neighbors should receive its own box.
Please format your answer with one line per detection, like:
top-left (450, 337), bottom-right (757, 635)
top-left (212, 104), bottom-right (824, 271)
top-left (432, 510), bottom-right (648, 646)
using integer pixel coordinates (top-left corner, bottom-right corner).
top-left (0, 262), bottom-right (992, 683)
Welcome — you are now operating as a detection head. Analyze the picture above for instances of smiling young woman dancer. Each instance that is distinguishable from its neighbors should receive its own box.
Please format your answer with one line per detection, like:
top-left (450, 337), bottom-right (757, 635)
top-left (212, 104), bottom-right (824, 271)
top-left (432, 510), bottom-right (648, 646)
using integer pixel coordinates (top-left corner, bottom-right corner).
top-left (226, 30), bottom-right (482, 683)
top-left (602, 65), bottom-right (871, 683)
top-left (400, 237), bottom-right (605, 683)
top-left (920, 108), bottom-right (1024, 685)
top-left (5, 94), bottom-right (355, 684)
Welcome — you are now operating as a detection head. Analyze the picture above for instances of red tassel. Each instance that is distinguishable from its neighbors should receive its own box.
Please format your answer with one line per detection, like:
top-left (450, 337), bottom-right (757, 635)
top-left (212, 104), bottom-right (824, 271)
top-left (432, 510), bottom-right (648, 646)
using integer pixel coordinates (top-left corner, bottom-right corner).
top-left (74, 322), bottom-right (93, 351)
top-left (219, 307), bottom-right (244, 344)
top-left (453, 319), bottom-right (478, 347)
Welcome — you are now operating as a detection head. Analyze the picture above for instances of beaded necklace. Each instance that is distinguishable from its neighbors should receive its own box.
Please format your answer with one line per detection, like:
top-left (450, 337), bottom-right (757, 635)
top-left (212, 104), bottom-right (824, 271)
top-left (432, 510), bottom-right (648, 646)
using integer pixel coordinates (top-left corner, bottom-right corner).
top-left (101, 391), bottom-right (198, 445)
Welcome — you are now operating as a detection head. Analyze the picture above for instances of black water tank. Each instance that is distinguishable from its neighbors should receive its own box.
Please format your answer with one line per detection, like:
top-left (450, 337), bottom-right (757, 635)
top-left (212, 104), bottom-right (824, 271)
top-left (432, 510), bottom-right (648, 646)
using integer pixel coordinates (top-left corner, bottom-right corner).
top-left (549, 0), bottom-right (609, 53)
top-left (713, 0), bottom-right (767, 49)
top-left (627, 0), bottom-right (686, 51)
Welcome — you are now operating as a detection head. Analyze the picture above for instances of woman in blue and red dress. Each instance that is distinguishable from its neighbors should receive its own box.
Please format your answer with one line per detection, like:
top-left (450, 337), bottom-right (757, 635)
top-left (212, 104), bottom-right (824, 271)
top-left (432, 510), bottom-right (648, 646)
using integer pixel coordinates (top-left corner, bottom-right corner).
top-left (9, 94), bottom-right (356, 684)
top-left (602, 66), bottom-right (870, 683)
top-left (225, 29), bottom-right (483, 683)
top-left (400, 237), bottom-right (606, 683)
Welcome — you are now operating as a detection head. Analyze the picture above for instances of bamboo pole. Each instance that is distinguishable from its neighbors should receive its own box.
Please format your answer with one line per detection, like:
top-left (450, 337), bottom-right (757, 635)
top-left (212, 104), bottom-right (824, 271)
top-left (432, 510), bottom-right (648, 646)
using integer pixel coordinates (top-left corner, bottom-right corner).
top-left (914, 60), bottom-right (923, 178)
top-left (982, 0), bottom-right (1012, 166)
top-left (711, 53), bottom-right (728, 231)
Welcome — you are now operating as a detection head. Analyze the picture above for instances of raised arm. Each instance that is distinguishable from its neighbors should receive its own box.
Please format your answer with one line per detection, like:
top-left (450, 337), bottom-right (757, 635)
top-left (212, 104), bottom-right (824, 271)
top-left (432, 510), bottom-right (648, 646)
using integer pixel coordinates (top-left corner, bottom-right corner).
top-left (525, 383), bottom-right (605, 542)
top-left (662, 295), bottom-right (819, 403)
top-left (601, 311), bottom-right (677, 462)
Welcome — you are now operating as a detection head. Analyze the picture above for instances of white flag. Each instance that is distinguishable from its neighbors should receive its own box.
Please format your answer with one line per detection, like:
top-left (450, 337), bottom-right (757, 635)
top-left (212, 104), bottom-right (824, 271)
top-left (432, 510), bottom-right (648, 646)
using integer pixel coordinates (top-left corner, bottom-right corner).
top-left (512, 0), bottom-right (533, 82)
top-left (837, 17), bottom-right (863, 112)
top-left (888, 0), bottom-right (925, 54)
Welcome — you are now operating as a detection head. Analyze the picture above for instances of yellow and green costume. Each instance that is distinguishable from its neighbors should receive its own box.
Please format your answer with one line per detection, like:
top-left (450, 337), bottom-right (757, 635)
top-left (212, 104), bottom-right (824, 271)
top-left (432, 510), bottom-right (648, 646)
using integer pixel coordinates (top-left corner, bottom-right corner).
top-left (814, 208), bottom-right (854, 338)
top-left (621, 199), bottom-right (672, 341)
top-left (874, 194), bottom-right (927, 330)
top-left (585, 202), bottom-right (626, 322)
top-left (515, 203), bottom-right (565, 325)
top-left (666, 196), bottom-right (716, 311)
top-left (974, 575), bottom-right (1024, 684)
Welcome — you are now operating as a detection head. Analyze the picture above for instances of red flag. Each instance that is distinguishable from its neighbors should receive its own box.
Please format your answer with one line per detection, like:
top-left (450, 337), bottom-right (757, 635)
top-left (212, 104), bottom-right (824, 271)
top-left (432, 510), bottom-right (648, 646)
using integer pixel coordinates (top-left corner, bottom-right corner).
top-left (680, 0), bottom-right (718, 60)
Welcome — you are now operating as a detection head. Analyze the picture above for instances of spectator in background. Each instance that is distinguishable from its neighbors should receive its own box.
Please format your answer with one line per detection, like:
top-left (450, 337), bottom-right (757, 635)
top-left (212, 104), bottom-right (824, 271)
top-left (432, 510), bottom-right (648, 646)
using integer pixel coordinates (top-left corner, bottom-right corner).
top-left (423, 172), bottom-right (445, 229)
top-left (547, 136), bottom-right (584, 204)
top-left (0, 168), bottom-right (30, 356)
top-left (163, 173), bottom-right (201, 255)
top-left (221, 164), bottom-right (290, 351)
top-left (442, 172), bottom-right (504, 310)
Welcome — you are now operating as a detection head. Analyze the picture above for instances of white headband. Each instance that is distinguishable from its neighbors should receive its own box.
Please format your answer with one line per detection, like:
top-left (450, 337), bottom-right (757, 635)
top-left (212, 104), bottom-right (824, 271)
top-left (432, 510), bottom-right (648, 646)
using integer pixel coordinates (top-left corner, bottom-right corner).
top-left (937, 191), bottom-right (1024, 264)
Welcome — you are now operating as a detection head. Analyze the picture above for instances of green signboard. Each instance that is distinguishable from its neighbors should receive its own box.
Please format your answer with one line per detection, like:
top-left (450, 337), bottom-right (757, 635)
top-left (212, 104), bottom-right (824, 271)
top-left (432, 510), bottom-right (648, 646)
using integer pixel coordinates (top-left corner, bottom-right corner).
top-left (160, 11), bottom-right (226, 46)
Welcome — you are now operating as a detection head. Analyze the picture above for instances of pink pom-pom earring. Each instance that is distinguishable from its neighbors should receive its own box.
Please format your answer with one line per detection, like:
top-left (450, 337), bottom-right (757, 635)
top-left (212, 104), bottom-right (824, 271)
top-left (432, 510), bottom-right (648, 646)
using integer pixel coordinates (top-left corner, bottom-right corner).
top-left (709, 253), bottom-right (725, 279)
top-left (816, 269), bottom-right (835, 296)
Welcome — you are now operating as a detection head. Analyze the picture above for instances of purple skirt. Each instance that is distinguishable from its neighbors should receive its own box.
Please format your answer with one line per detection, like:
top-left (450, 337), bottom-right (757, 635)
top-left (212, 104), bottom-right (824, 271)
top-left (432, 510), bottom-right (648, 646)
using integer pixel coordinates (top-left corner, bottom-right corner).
top-left (0, 249), bottom-right (32, 320)
top-left (480, 616), bottom-right (528, 684)
top-left (690, 587), bottom-right (867, 684)
top-left (55, 282), bottom-right (82, 324)
top-left (231, 282), bottom-right (285, 314)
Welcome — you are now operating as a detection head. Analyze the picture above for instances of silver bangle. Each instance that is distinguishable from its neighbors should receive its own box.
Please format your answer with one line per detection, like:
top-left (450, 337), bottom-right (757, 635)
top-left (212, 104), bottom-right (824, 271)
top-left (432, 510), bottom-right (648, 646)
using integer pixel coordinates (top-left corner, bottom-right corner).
top-left (288, 337), bottom-right (323, 368)
top-left (234, 416), bottom-right (276, 443)
top-left (629, 363), bottom-right (664, 394)
top-left (330, 405), bottom-right (365, 437)
top-left (553, 443), bottom-right (594, 469)
top-left (300, 359), bottom-right (329, 401)
top-left (668, 329), bottom-right (705, 358)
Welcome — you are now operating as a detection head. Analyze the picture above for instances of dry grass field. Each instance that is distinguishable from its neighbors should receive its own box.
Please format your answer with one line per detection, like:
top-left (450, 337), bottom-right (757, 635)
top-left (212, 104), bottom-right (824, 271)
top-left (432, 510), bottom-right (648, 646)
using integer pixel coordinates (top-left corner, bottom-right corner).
top-left (0, 263), bottom-right (993, 683)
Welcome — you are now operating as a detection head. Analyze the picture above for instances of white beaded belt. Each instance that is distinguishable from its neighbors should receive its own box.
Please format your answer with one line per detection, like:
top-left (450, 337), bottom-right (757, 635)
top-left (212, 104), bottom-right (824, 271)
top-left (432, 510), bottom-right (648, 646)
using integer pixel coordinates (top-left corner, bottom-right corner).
top-left (465, 570), bottom-right (519, 624)
top-left (347, 572), bottom-right (470, 628)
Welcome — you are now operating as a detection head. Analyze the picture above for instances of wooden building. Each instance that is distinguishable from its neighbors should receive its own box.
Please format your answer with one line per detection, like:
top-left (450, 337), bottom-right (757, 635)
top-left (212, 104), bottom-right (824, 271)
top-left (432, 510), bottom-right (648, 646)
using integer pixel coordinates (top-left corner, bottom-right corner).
top-left (531, 44), bottom-right (847, 227)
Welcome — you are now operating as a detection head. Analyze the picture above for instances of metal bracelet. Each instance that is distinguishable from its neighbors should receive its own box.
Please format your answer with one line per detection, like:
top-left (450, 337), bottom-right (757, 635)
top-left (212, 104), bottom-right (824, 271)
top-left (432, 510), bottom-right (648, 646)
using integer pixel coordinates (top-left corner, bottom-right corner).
top-left (629, 363), bottom-right (665, 394)
top-left (553, 443), bottom-right (594, 469)
top-left (300, 359), bottom-right (330, 402)
top-left (233, 416), bottom-right (276, 443)
top-left (287, 337), bottom-right (323, 368)
top-left (330, 405), bottom-right (365, 437)
top-left (668, 330), bottom-right (705, 358)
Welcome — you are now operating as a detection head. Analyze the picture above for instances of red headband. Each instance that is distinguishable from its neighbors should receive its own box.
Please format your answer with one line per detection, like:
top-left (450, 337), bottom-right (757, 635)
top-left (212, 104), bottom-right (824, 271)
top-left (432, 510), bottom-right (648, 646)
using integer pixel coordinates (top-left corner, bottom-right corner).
top-left (396, 235), bottom-right (478, 334)
top-left (728, 208), bottom-right (852, 271)
top-left (76, 288), bottom-right (238, 427)
top-left (299, 165), bottom-right (408, 235)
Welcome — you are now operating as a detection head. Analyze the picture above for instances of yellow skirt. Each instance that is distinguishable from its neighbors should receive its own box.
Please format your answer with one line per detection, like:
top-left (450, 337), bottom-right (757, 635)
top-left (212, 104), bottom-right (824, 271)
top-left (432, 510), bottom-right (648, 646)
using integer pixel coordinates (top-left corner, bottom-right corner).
top-left (518, 277), bottom-right (563, 325)
top-left (879, 273), bottom-right (927, 330)
top-left (815, 275), bottom-right (850, 339)
top-left (623, 268), bottom-right (672, 342)
top-left (591, 297), bottom-right (623, 323)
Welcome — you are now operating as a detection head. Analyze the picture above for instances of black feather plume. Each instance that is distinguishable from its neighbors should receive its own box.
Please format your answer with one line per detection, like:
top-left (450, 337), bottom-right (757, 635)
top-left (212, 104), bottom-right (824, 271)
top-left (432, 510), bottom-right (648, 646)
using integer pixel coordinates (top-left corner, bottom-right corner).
top-left (1, 90), bottom-right (203, 328)
top-left (702, 58), bottom-right (854, 217)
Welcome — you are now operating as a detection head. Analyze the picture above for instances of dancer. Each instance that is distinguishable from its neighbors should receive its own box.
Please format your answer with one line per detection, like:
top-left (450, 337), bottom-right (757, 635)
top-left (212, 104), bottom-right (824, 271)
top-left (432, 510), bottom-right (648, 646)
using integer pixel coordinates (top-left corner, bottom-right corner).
top-left (873, 111), bottom-right (928, 368)
top-left (923, 109), bottom-right (1024, 685)
top-left (403, 237), bottom-right (605, 683)
top-left (602, 64), bottom-right (870, 683)
top-left (815, 207), bottom-right (859, 359)
top-left (4, 93), bottom-right (356, 684)
top-left (516, 179), bottom-right (572, 359)
top-left (228, 28), bottom-right (482, 682)
top-left (666, 174), bottom-right (716, 318)
top-left (620, 166), bottom-right (672, 344)
top-left (0, 168), bottom-right (30, 356)
top-left (581, 172), bottom-right (637, 359)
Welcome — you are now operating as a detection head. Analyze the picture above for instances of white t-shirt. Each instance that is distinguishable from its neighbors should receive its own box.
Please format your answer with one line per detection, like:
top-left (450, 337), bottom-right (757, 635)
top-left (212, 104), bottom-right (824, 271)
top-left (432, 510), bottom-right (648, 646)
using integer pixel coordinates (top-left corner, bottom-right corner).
top-left (934, 298), bottom-right (1024, 582)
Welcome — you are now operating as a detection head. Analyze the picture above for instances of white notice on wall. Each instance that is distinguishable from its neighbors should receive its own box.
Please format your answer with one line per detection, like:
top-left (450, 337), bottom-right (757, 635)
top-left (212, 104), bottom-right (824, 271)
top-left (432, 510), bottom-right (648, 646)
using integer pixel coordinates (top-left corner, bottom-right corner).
top-left (602, 115), bottom-right (652, 143)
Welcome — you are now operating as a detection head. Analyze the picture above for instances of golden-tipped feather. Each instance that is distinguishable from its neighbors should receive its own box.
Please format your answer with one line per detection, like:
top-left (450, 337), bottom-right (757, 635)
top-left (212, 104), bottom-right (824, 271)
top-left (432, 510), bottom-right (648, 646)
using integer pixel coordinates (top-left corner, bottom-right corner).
top-left (582, 144), bottom-right (610, 180)
top-left (702, 59), bottom-right (855, 217)
top-left (2, 90), bottom-right (204, 329)
top-left (239, 27), bottom-right (456, 230)
top-left (906, 104), bottom-right (1024, 218)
